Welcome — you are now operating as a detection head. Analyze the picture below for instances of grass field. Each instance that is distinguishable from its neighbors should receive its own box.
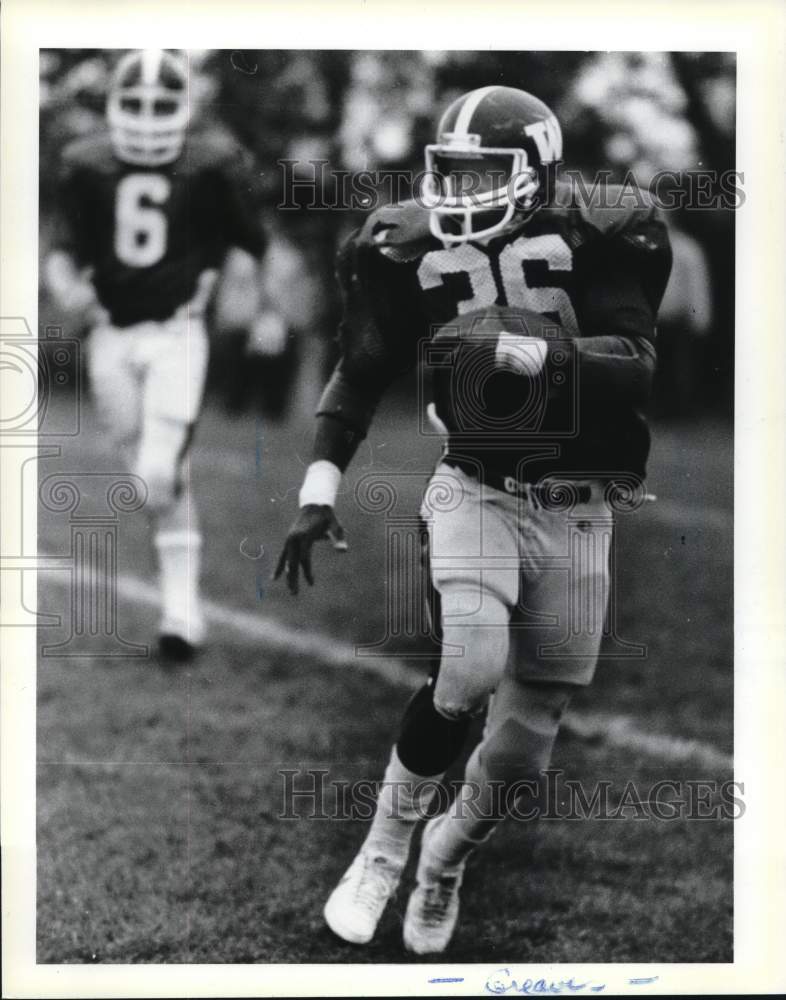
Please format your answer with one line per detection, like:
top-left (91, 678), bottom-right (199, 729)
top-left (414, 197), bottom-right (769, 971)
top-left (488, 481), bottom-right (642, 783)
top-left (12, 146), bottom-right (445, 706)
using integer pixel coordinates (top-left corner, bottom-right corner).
top-left (36, 388), bottom-right (734, 964)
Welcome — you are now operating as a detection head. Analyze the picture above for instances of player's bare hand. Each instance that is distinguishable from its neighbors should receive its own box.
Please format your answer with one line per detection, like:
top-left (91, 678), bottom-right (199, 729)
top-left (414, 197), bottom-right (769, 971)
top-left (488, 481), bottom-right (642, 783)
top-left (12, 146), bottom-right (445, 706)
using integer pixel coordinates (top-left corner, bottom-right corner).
top-left (274, 504), bottom-right (347, 595)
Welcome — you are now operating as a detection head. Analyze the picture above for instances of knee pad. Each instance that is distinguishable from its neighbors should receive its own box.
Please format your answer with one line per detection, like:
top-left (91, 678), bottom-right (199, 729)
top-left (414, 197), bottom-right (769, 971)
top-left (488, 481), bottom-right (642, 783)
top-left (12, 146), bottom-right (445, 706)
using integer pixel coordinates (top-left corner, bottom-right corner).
top-left (135, 419), bottom-right (195, 515)
top-left (432, 700), bottom-right (478, 723)
top-left (433, 686), bottom-right (489, 721)
top-left (433, 585), bottom-right (510, 718)
top-left (396, 682), bottom-right (471, 777)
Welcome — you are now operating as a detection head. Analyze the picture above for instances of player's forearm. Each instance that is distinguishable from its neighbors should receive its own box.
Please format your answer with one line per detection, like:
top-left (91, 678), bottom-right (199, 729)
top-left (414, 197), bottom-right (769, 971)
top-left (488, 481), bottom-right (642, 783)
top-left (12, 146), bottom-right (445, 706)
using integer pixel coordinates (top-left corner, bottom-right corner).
top-left (299, 365), bottom-right (387, 506)
top-left (312, 414), bottom-right (365, 472)
top-left (297, 416), bottom-right (363, 508)
top-left (568, 335), bottom-right (656, 404)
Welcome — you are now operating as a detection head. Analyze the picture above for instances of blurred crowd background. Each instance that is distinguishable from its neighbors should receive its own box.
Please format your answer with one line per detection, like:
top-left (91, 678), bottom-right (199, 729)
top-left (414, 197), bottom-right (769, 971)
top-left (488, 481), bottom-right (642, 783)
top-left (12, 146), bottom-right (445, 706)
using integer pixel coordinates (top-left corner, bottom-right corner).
top-left (39, 49), bottom-right (736, 421)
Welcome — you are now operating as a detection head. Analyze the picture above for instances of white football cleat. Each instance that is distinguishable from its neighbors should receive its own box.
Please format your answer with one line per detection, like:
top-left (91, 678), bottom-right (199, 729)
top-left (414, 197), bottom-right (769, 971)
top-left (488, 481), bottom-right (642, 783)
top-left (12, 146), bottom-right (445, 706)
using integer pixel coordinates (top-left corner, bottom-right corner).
top-left (323, 848), bottom-right (404, 945)
top-left (403, 818), bottom-right (466, 954)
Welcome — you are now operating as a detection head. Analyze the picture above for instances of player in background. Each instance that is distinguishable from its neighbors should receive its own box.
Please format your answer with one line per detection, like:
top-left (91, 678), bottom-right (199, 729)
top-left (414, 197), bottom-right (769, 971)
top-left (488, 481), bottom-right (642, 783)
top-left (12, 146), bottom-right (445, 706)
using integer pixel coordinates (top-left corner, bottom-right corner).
top-left (276, 85), bottom-right (672, 951)
top-left (45, 49), bottom-right (269, 662)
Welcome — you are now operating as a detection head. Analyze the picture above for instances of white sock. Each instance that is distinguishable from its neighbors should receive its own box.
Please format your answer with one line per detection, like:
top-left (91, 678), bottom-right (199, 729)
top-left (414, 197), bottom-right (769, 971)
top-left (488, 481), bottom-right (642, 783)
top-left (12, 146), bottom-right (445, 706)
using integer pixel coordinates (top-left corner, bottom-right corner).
top-left (362, 747), bottom-right (444, 865)
top-left (423, 746), bottom-right (500, 869)
top-left (154, 529), bottom-right (204, 644)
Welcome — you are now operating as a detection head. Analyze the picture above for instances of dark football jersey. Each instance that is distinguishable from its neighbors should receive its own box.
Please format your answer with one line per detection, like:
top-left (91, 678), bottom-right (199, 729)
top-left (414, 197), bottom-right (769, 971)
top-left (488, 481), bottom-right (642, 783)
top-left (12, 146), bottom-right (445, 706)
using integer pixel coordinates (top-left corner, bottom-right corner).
top-left (329, 182), bottom-right (672, 480)
top-left (53, 130), bottom-right (266, 327)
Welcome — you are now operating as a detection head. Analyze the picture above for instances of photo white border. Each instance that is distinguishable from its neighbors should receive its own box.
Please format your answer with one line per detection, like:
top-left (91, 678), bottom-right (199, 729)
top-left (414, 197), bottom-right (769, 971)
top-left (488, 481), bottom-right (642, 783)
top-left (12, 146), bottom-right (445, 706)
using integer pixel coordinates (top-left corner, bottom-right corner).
top-left (2, 0), bottom-right (784, 995)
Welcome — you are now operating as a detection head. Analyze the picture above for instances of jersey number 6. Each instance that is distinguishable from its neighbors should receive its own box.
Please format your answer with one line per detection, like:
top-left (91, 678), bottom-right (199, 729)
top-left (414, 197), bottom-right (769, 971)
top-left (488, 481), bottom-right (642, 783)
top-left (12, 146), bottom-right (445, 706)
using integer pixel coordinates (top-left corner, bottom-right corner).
top-left (114, 174), bottom-right (171, 268)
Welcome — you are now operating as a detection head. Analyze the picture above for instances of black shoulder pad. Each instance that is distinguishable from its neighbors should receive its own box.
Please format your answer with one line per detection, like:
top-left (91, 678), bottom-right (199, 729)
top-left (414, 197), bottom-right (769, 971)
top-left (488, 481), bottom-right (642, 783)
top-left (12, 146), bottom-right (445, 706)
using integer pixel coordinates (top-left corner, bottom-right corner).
top-left (356, 199), bottom-right (434, 262)
top-left (578, 183), bottom-right (661, 239)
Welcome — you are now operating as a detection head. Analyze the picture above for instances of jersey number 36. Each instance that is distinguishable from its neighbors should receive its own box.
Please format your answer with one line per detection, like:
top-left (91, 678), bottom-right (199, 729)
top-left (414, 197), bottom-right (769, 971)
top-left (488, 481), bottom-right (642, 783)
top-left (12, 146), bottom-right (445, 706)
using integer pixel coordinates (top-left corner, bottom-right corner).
top-left (114, 173), bottom-right (171, 268)
top-left (417, 234), bottom-right (579, 335)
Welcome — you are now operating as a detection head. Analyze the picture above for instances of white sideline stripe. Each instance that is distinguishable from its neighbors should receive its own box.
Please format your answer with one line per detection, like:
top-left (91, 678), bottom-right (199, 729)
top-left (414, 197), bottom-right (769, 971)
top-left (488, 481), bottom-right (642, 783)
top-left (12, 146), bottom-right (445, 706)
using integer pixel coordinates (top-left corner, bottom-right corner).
top-left (564, 713), bottom-right (732, 773)
top-left (40, 568), bottom-right (733, 772)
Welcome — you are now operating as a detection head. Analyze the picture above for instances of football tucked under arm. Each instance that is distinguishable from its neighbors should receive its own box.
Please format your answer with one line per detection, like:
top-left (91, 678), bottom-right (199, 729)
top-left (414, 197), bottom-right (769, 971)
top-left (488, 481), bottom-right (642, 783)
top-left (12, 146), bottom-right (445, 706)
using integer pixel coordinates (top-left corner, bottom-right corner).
top-left (428, 297), bottom-right (658, 442)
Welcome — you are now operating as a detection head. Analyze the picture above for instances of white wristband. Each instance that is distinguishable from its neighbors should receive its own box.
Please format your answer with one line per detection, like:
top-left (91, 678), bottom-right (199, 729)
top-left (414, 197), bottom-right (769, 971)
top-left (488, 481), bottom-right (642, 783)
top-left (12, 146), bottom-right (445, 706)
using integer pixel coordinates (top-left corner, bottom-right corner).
top-left (299, 460), bottom-right (342, 508)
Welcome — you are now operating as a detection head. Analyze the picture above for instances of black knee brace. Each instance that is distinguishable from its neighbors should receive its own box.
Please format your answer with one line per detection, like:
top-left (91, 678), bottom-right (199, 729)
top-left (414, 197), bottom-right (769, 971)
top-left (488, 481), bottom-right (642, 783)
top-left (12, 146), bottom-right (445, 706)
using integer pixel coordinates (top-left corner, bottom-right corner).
top-left (396, 680), bottom-right (471, 777)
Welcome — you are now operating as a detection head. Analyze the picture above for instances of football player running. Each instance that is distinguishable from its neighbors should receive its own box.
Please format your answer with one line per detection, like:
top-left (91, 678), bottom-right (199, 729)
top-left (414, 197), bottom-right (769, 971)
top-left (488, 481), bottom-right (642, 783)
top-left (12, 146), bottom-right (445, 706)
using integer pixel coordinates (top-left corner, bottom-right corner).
top-left (46, 50), bottom-right (269, 662)
top-left (276, 86), bottom-right (672, 952)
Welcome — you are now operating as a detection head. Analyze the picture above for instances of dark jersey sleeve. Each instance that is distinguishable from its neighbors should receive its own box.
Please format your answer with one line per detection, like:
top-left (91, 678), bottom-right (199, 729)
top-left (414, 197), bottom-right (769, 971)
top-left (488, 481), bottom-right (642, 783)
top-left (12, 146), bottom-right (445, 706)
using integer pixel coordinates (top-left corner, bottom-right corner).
top-left (50, 153), bottom-right (89, 264)
top-left (315, 229), bottom-right (424, 458)
top-left (215, 143), bottom-right (267, 258)
top-left (564, 213), bottom-right (672, 405)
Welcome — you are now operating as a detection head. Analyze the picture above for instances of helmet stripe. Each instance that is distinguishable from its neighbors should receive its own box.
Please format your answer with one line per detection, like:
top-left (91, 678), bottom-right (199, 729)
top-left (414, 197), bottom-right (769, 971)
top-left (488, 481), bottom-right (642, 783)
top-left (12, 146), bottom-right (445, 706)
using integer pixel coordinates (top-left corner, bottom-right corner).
top-left (141, 49), bottom-right (164, 86)
top-left (452, 85), bottom-right (499, 138)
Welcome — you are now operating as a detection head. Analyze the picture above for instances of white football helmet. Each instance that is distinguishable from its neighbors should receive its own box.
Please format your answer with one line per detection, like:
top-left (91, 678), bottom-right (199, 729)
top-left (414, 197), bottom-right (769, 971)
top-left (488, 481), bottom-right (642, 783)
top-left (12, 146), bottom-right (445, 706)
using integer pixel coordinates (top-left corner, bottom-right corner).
top-left (421, 85), bottom-right (563, 244)
top-left (107, 49), bottom-right (190, 166)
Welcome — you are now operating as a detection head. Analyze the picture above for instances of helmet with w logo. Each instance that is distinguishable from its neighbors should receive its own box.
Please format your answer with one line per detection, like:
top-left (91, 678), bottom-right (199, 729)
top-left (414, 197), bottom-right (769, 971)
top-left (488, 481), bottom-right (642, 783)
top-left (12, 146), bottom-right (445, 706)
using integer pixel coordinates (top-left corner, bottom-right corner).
top-left (107, 49), bottom-right (190, 166)
top-left (421, 86), bottom-right (563, 244)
